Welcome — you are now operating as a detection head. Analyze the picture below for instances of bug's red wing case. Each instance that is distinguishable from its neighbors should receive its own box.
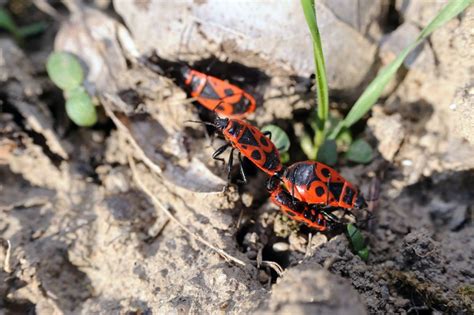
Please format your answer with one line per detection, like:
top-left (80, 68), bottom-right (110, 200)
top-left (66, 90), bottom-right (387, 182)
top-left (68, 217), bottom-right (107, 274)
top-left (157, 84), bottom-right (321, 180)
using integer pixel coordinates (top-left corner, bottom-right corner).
top-left (223, 119), bottom-right (282, 176)
top-left (282, 161), bottom-right (361, 209)
top-left (183, 69), bottom-right (256, 119)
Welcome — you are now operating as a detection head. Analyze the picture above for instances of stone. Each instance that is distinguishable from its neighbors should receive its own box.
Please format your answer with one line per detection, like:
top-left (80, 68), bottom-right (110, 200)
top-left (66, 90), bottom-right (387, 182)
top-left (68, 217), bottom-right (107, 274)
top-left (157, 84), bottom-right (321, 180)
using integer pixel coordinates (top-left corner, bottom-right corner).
top-left (114, 0), bottom-right (378, 94)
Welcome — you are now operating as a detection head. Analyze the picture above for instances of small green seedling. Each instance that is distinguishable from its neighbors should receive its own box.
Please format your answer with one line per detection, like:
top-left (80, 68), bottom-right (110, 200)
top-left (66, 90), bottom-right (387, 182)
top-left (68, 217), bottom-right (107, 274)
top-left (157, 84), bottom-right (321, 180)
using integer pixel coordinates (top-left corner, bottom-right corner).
top-left (262, 124), bottom-right (291, 163)
top-left (0, 8), bottom-right (46, 41)
top-left (46, 52), bottom-right (84, 91)
top-left (346, 223), bottom-right (369, 261)
top-left (66, 87), bottom-right (97, 127)
top-left (46, 52), bottom-right (97, 127)
top-left (346, 139), bottom-right (374, 164)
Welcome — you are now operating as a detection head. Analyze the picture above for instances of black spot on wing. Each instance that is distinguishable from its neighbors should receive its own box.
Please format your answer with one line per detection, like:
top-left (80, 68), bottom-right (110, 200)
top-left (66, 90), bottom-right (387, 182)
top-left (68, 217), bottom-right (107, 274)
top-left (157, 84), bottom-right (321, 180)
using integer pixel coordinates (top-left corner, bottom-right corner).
top-left (315, 186), bottom-right (325, 197)
top-left (321, 167), bottom-right (331, 178)
top-left (200, 81), bottom-right (220, 99)
top-left (328, 182), bottom-right (344, 201)
top-left (343, 187), bottom-right (355, 205)
top-left (224, 88), bottom-right (234, 96)
top-left (230, 95), bottom-right (251, 114)
top-left (260, 135), bottom-right (268, 146)
top-left (262, 149), bottom-right (281, 172)
top-left (238, 127), bottom-right (259, 146)
top-left (251, 150), bottom-right (262, 160)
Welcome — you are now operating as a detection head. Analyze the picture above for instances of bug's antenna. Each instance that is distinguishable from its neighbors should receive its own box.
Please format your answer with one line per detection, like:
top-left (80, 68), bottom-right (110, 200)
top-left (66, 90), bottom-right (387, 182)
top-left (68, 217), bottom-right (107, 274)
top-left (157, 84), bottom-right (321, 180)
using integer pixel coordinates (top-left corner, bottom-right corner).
top-left (184, 120), bottom-right (217, 128)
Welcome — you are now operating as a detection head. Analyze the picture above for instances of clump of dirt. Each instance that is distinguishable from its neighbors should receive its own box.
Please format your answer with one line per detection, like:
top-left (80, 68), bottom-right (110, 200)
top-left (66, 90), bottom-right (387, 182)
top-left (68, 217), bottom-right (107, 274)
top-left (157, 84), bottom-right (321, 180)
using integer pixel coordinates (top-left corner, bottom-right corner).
top-left (1, 1), bottom-right (473, 314)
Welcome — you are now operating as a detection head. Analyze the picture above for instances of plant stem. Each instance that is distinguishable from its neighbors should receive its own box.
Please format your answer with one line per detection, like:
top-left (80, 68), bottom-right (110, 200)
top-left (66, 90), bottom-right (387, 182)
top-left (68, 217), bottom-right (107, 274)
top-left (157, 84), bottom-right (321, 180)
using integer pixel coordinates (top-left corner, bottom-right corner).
top-left (301, 0), bottom-right (329, 150)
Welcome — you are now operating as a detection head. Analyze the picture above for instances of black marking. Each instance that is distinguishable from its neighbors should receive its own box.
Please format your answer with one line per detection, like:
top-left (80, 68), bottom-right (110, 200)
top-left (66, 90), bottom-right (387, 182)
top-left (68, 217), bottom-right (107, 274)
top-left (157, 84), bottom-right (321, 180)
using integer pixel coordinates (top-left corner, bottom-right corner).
top-left (190, 75), bottom-right (202, 92)
top-left (216, 104), bottom-right (225, 111)
top-left (343, 187), bottom-right (355, 205)
top-left (200, 81), bottom-right (220, 99)
top-left (224, 88), bottom-right (234, 96)
top-left (238, 127), bottom-right (259, 146)
top-left (230, 95), bottom-right (251, 114)
top-left (262, 149), bottom-right (281, 171)
top-left (286, 163), bottom-right (319, 187)
top-left (251, 150), bottom-right (262, 160)
top-left (315, 186), bottom-right (325, 197)
top-left (260, 135), bottom-right (269, 146)
top-left (321, 167), bottom-right (331, 178)
top-left (328, 182), bottom-right (344, 201)
top-left (227, 120), bottom-right (243, 137)
top-left (275, 190), bottom-right (305, 214)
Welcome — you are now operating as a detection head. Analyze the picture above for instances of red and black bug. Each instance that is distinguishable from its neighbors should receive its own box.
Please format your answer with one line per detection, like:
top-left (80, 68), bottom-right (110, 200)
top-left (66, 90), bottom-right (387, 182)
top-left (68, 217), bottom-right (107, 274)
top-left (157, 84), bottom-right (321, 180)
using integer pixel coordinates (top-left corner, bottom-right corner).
top-left (180, 66), bottom-right (256, 119)
top-left (139, 54), bottom-right (256, 119)
top-left (191, 117), bottom-right (282, 182)
top-left (267, 184), bottom-right (332, 232)
top-left (273, 161), bottom-right (366, 211)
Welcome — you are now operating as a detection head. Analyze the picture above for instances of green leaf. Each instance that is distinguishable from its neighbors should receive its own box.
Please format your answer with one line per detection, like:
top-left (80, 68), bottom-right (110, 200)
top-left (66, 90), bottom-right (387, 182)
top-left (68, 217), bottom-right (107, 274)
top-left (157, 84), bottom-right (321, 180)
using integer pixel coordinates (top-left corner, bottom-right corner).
top-left (280, 152), bottom-right (290, 164)
top-left (300, 132), bottom-right (317, 160)
top-left (261, 124), bottom-right (290, 153)
top-left (46, 52), bottom-right (84, 91)
top-left (16, 21), bottom-right (47, 38)
top-left (357, 247), bottom-right (369, 262)
top-left (300, 0), bottom-right (329, 148)
top-left (65, 87), bottom-right (97, 127)
top-left (346, 139), bottom-right (373, 164)
top-left (329, 0), bottom-right (473, 139)
top-left (316, 139), bottom-right (337, 165)
top-left (336, 128), bottom-right (352, 150)
top-left (0, 8), bottom-right (19, 36)
top-left (347, 223), bottom-right (369, 261)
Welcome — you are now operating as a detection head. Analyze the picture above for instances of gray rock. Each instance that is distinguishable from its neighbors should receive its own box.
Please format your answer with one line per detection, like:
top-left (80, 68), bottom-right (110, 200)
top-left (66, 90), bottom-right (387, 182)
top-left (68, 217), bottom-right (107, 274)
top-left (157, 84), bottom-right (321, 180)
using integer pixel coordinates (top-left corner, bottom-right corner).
top-left (322, 0), bottom-right (388, 36)
top-left (379, 22), bottom-right (422, 68)
top-left (367, 106), bottom-right (405, 162)
top-left (114, 0), bottom-right (378, 93)
top-left (259, 261), bottom-right (367, 314)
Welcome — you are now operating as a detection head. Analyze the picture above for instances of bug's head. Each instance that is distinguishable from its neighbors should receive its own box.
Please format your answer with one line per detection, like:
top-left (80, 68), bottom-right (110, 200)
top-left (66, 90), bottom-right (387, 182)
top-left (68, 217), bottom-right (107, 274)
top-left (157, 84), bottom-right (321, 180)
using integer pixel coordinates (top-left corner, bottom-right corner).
top-left (214, 117), bottom-right (229, 131)
top-left (266, 176), bottom-right (280, 192)
top-left (354, 194), bottom-right (367, 210)
top-left (179, 65), bottom-right (191, 79)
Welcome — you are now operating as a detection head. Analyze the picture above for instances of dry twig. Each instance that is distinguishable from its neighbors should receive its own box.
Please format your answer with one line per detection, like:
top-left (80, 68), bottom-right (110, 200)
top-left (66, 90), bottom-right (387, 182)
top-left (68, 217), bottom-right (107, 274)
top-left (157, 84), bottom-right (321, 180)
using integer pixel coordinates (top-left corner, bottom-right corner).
top-left (128, 156), bottom-right (246, 266)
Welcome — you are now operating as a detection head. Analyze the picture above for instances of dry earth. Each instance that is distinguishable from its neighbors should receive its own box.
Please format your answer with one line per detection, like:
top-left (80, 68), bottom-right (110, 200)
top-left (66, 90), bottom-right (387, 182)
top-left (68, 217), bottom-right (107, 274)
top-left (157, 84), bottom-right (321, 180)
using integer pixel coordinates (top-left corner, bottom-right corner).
top-left (1, 1), bottom-right (473, 314)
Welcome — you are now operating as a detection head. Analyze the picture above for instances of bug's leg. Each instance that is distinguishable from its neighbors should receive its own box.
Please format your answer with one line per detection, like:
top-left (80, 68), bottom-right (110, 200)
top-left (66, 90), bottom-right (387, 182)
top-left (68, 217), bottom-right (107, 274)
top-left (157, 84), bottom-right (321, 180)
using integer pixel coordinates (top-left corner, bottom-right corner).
top-left (263, 131), bottom-right (272, 139)
top-left (321, 208), bottom-right (340, 223)
top-left (212, 143), bottom-right (230, 164)
top-left (227, 148), bottom-right (235, 181)
top-left (237, 152), bottom-right (248, 184)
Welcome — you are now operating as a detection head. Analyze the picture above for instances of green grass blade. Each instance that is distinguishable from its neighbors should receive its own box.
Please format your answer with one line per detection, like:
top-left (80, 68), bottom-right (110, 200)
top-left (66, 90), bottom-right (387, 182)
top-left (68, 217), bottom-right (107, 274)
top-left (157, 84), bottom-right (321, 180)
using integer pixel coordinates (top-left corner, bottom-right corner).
top-left (301, 0), bottom-right (329, 148)
top-left (329, 0), bottom-right (472, 139)
top-left (0, 8), bottom-right (19, 37)
top-left (17, 21), bottom-right (47, 38)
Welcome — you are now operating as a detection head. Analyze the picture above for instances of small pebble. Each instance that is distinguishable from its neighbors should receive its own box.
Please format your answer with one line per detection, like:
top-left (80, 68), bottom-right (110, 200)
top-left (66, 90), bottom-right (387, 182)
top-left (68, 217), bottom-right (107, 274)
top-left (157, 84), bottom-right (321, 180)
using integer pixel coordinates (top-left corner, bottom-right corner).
top-left (310, 234), bottom-right (328, 249)
top-left (272, 242), bottom-right (289, 252)
top-left (258, 270), bottom-right (270, 284)
top-left (241, 193), bottom-right (253, 207)
top-left (246, 250), bottom-right (257, 260)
